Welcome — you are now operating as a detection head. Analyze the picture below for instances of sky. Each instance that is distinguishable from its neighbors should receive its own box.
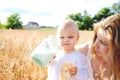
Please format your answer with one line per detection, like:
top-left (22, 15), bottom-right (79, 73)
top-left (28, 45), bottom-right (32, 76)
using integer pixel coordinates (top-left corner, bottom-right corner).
top-left (0, 0), bottom-right (119, 27)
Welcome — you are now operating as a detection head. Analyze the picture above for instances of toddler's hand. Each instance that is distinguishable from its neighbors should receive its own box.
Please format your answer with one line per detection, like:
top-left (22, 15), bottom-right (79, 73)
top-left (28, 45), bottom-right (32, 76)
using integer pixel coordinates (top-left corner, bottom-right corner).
top-left (69, 66), bottom-right (77, 76)
top-left (49, 55), bottom-right (56, 64)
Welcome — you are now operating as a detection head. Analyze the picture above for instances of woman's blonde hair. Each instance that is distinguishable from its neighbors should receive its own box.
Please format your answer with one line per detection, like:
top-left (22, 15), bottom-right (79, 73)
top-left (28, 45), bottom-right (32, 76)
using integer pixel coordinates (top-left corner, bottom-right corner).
top-left (91, 14), bottom-right (120, 79)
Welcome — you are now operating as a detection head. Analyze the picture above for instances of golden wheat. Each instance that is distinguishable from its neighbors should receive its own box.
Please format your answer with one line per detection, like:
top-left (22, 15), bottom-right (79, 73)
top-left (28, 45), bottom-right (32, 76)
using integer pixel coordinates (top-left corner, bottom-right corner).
top-left (0, 29), bottom-right (93, 80)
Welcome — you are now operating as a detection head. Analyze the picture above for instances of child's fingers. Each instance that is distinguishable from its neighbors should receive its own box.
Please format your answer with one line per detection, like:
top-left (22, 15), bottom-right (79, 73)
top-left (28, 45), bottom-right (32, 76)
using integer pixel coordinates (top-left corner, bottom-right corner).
top-left (48, 55), bottom-right (56, 64)
top-left (69, 66), bottom-right (77, 76)
top-left (53, 55), bottom-right (56, 59)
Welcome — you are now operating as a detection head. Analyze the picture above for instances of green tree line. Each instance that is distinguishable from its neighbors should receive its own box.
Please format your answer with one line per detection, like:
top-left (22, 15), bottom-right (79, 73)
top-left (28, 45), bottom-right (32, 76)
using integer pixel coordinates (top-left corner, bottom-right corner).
top-left (66, 0), bottom-right (120, 30)
top-left (0, 1), bottom-right (120, 30)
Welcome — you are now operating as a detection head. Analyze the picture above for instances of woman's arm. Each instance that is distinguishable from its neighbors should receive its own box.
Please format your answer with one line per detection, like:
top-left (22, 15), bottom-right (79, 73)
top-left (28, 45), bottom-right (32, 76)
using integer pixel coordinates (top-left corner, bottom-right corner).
top-left (75, 41), bottom-right (91, 56)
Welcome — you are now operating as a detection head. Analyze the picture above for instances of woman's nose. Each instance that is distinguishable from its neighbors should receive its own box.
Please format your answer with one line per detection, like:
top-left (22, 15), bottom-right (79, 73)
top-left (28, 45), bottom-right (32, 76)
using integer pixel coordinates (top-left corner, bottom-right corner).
top-left (94, 39), bottom-right (99, 48)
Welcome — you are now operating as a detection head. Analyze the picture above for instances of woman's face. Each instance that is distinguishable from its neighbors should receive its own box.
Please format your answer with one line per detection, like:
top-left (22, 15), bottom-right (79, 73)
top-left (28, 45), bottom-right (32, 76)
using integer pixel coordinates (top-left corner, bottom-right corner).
top-left (94, 28), bottom-right (110, 60)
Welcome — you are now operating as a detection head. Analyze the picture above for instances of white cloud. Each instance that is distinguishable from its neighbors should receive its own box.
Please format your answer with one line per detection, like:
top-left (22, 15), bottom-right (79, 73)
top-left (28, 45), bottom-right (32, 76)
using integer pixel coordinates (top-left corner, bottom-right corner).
top-left (0, 0), bottom-right (119, 27)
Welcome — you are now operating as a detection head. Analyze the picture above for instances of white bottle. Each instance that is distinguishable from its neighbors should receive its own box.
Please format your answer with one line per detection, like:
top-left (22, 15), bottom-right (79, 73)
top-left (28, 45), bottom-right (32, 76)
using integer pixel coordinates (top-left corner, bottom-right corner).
top-left (31, 35), bottom-right (59, 66)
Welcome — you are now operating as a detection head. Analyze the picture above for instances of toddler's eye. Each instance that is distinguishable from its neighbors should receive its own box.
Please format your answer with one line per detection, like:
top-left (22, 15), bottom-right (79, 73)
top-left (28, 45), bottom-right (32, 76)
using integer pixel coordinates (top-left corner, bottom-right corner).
top-left (68, 36), bottom-right (74, 38)
top-left (60, 37), bottom-right (64, 39)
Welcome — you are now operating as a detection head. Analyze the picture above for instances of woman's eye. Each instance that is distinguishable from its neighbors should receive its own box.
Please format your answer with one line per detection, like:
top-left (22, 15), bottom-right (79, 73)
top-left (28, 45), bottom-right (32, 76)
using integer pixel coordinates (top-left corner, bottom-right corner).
top-left (100, 40), bottom-right (106, 46)
top-left (96, 35), bottom-right (107, 46)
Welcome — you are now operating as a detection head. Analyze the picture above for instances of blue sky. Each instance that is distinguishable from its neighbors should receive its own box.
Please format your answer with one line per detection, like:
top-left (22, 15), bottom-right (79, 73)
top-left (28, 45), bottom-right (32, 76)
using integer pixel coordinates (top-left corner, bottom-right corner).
top-left (0, 0), bottom-right (118, 27)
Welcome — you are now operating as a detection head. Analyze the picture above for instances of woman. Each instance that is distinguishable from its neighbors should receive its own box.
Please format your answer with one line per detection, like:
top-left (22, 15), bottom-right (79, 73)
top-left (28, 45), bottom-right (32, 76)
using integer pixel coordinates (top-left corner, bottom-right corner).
top-left (75, 14), bottom-right (120, 80)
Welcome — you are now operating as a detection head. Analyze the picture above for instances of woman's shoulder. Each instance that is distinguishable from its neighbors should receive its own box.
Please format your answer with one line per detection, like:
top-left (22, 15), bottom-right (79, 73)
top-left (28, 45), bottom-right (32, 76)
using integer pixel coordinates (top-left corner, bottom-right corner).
top-left (75, 41), bottom-right (91, 56)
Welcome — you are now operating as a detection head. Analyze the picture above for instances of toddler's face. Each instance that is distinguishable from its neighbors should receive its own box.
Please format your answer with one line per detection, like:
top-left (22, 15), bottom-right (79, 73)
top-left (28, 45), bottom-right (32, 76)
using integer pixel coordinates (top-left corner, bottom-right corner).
top-left (57, 26), bottom-right (79, 52)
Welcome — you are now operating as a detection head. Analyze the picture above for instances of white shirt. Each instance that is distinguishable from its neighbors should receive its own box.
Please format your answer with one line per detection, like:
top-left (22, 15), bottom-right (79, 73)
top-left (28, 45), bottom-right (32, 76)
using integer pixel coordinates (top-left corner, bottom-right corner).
top-left (47, 50), bottom-right (89, 80)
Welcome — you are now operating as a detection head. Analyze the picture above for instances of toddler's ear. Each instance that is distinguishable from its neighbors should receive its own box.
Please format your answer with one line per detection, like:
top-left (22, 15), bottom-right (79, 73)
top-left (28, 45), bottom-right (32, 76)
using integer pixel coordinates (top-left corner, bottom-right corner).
top-left (76, 35), bottom-right (79, 41)
top-left (78, 35), bottom-right (80, 40)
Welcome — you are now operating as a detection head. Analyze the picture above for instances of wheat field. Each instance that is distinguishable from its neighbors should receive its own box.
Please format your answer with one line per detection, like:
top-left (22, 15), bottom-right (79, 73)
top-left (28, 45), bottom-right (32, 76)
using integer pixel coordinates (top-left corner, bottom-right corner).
top-left (0, 29), bottom-right (93, 80)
